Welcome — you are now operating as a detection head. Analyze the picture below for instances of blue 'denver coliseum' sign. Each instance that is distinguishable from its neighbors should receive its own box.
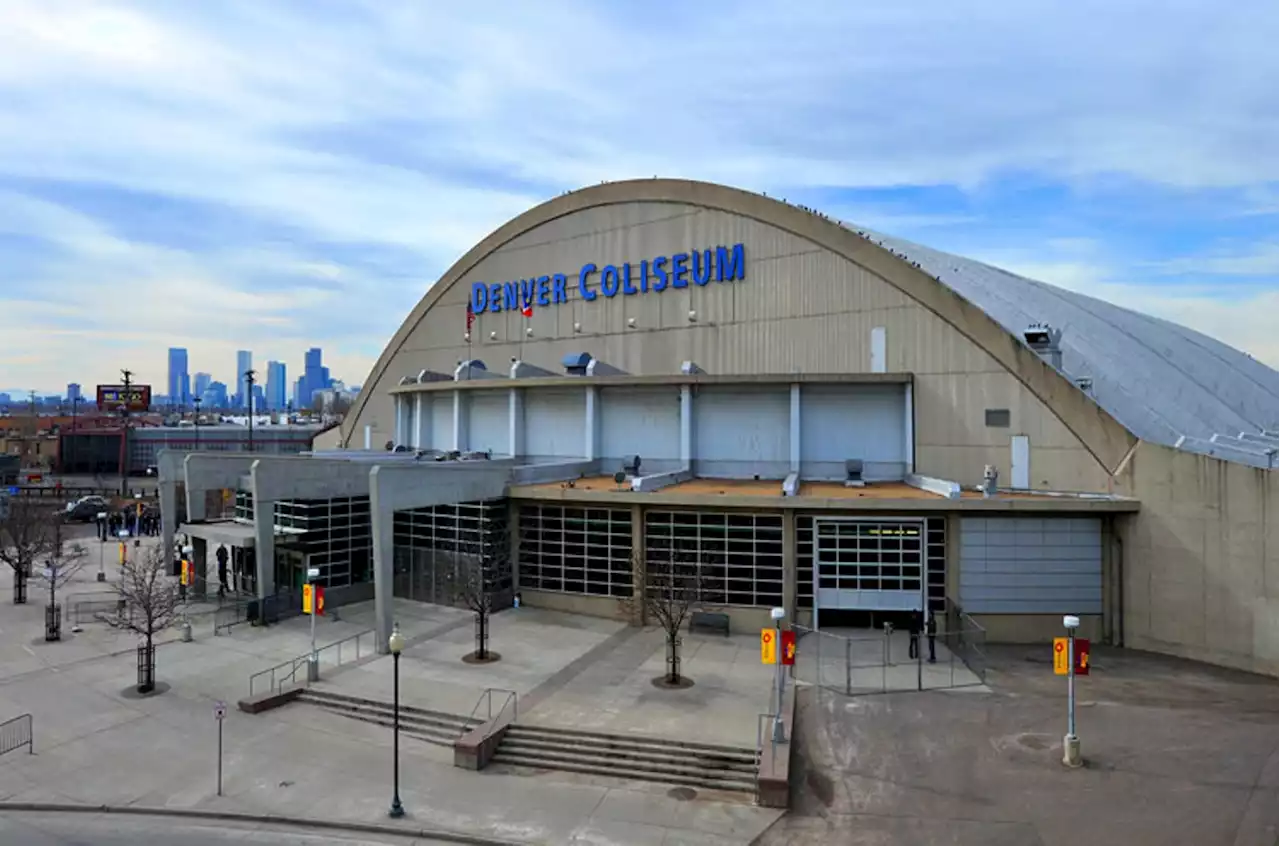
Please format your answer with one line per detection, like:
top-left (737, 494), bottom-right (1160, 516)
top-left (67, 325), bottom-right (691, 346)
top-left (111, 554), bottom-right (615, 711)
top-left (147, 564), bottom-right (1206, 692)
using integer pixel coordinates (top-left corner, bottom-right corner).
top-left (470, 243), bottom-right (746, 314)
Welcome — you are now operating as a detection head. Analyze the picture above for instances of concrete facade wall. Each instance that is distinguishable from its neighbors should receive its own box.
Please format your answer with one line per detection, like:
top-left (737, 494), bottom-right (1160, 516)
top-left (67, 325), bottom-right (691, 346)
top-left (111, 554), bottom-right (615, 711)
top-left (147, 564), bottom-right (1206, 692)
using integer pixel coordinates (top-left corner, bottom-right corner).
top-left (1114, 442), bottom-right (1279, 676)
top-left (466, 392), bottom-right (509, 455)
top-left (349, 200), bottom-right (1107, 496)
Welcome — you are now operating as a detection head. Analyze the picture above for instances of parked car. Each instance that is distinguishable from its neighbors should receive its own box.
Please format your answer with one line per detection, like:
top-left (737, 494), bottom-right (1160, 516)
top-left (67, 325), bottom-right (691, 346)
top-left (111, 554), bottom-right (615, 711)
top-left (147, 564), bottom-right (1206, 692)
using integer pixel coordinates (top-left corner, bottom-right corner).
top-left (64, 495), bottom-right (110, 522)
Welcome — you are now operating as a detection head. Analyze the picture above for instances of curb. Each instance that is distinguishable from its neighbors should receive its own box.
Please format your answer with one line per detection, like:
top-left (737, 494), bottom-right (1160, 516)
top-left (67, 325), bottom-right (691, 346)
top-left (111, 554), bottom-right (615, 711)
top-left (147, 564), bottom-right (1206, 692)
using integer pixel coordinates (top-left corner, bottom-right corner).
top-left (0, 801), bottom-right (529, 846)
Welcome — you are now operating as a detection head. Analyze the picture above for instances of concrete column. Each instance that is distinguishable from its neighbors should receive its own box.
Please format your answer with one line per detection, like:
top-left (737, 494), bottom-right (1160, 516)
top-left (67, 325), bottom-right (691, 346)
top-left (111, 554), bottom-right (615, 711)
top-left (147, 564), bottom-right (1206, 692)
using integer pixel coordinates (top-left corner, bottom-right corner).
top-left (363, 425), bottom-right (372, 450)
top-left (249, 463), bottom-right (275, 599)
top-left (679, 385), bottom-right (693, 465)
top-left (452, 390), bottom-right (469, 451)
top-left (584, 386), bottom-right (599, 460)
top-left (192, 537), bottom-right (208, 601)
top-left (903, 382), bottom-right (915, 475)
top-left (369, 470), bottom-right (395, 655)
top-left (944, 513), bottom-right (961, 606)
top-left (413, 395), bottom-right (428, 449)
top-left (509, 388), bottom-right (525, 460)
top-left (789, 384), bottom-right (801, 475)
top-left (782, 509), bottom-right (797, 622)
top-left (160, 477), bottom-right (178, 576)
top-left (628, 503), bottom-right (646, 626)
top-left (393, 395), bottom-right (405, 447)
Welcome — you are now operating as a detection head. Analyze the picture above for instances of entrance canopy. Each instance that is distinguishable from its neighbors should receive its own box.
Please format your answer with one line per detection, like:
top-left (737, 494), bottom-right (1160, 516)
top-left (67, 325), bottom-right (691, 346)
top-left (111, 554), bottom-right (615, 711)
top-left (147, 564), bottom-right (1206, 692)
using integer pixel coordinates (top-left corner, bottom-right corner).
top-left (183, 520), bottom-right (256, 548)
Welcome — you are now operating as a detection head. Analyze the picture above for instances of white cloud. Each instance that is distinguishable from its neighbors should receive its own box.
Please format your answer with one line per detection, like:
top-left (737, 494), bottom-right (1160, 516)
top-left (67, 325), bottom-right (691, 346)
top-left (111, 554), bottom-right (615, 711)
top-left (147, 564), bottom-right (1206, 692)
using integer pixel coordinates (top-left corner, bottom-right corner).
top-left (0, 0), bottom-right (1275, 391)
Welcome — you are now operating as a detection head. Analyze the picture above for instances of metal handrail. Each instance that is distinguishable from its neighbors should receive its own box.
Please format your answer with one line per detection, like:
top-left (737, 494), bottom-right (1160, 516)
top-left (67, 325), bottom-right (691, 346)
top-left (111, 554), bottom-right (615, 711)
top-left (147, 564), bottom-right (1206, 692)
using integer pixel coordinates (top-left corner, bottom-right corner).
top-left (247, 628), bottom-right (374, 696)
top-left (462, 687), bottom-right (517, 736)
top-left (0, 714), bottom-right (33, 757)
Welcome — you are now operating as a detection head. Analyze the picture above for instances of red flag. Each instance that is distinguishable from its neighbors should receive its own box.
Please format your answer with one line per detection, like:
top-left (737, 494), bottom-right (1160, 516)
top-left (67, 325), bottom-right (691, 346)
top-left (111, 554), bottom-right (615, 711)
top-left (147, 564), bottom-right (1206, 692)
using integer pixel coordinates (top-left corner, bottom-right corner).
top-left (466, 302), bottom-right (475, 332)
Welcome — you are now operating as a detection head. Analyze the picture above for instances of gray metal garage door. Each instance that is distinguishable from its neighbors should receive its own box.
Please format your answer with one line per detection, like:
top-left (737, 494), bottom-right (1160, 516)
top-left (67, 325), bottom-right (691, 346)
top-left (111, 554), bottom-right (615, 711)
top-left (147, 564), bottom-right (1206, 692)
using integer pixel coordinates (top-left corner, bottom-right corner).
top-left (959, 517), bottom-right (1102, 613)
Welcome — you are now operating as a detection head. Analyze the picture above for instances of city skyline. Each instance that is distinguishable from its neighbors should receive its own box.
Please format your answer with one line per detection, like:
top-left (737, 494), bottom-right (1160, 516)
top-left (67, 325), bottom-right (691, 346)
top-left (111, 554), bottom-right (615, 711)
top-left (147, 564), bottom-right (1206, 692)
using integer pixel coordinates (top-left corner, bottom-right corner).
top-left (3, 344), bottom-right (345, 403)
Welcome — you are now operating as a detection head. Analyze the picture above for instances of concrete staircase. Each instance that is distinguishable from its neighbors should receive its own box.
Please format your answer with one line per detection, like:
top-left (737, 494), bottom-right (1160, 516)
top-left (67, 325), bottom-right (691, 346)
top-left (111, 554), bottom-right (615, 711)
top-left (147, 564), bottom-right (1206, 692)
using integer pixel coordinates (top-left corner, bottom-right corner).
top-left (492, 723), bottom-right (758, 793)
top-left (297, 689), bottom-right (479, 747)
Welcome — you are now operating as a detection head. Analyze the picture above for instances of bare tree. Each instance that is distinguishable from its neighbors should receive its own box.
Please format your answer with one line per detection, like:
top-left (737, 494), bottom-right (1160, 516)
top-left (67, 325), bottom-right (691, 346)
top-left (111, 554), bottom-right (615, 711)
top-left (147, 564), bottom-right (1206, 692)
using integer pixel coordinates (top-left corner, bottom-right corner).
top-left (623, 545), bottom-right (716, 686)
top-left (447, 535), bottom-right (507, 663)
top-left (0, 495), bottom-right (58, 605)
top-left (33, 520), bottom-right (87, 640)
top-left (113, 544), bottom-right (180, 693)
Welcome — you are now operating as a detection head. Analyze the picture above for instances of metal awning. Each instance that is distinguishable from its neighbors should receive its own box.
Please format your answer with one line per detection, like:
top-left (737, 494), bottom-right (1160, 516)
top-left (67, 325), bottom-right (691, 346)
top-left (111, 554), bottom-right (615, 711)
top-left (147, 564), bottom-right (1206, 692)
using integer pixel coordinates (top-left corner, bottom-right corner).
top-left (181, 521), bottom-right (256, 548)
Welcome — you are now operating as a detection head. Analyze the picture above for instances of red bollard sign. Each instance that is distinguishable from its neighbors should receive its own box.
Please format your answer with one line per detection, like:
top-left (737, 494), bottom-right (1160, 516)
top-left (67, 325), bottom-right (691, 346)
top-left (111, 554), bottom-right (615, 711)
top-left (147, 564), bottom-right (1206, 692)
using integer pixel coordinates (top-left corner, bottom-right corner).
top-left (781, 630), bottom-right (796, 666)
top-left (1053, 637), bottom-right (1091, 675)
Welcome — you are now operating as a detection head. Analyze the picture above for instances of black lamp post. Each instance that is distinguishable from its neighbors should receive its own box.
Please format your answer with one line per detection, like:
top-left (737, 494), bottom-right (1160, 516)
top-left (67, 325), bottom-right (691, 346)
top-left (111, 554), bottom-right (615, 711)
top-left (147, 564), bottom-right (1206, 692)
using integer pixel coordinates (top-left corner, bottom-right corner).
top-left (388, 623), bottom-right (405, 818)
top-left (119, 369), bottom-right (133, 496)
top-left (192, 397), bottom-right (202, 451)
top-left (243, 369), bottom-right (257, 453)
top-left (68, 395), bottom-right (81, 473)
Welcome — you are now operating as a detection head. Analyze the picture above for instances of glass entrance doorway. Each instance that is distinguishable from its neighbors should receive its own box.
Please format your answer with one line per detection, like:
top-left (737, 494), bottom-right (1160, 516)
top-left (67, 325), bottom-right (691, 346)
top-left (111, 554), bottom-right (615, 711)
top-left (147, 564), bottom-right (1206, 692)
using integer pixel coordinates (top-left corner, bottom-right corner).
top-left (814, 518), bottom-right (925, 628)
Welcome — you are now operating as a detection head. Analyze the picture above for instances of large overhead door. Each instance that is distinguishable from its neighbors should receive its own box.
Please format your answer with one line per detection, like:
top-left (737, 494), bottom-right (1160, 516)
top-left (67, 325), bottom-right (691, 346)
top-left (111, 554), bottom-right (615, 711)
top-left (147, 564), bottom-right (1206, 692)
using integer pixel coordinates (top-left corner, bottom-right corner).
top-left (959, 517), bottom-right (1102, 613)
top-left (815, 519), bottom-right (925, 616)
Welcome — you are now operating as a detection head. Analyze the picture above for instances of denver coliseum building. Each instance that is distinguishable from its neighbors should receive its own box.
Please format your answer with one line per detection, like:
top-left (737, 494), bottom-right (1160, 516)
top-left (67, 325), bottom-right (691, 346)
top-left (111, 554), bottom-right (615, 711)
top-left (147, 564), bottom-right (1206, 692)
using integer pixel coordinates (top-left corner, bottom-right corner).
top-left (191, 179), bottom-right (1278, 677)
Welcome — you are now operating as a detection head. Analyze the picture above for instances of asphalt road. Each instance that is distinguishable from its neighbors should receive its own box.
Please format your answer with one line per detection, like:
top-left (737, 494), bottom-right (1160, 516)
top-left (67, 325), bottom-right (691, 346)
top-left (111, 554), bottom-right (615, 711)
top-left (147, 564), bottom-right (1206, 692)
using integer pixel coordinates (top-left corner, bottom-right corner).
top-left (0, 813), bottom-right (461, 846)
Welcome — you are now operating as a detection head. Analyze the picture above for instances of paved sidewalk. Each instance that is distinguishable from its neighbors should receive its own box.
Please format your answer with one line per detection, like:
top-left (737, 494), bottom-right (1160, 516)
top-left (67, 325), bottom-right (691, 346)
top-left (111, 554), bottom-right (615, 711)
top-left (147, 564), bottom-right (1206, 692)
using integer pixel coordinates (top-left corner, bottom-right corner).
top-left (0, 595), bottom-right (782, 845)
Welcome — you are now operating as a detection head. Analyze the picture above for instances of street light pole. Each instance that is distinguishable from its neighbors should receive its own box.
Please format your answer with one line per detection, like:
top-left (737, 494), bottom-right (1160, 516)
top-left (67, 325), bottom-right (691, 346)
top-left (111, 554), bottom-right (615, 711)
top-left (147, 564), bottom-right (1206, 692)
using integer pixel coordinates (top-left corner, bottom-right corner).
top-left (243, 369), bottom-right (257, 453)
top-left (388, 623), bottom-right (405, 818)
top-left (119, 369), bottom-right (133, 496)
top-left (1062, 614), bottom-right (1082, 768)
top-left (193, 397), bottom-right (202, 452)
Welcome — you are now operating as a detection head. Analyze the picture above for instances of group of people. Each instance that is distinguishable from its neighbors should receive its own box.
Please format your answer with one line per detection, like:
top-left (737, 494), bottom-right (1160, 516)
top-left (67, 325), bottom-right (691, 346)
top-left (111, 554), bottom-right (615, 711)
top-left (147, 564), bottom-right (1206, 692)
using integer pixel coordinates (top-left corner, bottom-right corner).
top-left (95, 509), bottom-right (160, 541)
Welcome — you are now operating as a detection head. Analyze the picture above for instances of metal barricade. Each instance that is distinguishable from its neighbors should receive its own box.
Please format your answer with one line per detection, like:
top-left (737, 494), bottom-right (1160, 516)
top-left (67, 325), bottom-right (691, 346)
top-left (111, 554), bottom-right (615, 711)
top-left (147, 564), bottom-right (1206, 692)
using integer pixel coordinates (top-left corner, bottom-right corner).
top-left (0, 714), bottom-right (33, 757)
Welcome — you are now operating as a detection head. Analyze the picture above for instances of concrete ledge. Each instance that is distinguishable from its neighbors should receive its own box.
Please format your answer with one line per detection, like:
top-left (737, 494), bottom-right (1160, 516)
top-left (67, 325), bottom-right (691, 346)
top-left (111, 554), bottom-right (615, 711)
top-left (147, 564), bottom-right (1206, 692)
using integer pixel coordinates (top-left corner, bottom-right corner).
top-left (511, 459), bottom-right (598, 486)
top-left (0, 802), bottom-right (521, 846)
top-left (454, 706), bottom-right (518, 771)
top-left (755, 680), bottom-right (797, 809)
top-left (237, 686), bottom-right (302, 714)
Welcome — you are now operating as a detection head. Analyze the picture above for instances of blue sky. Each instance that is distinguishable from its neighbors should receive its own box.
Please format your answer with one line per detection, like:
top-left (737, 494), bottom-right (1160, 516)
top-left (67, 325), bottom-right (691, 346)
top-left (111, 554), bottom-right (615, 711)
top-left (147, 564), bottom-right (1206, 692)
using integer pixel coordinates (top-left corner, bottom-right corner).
top-left (0, 0), bottom-right (1276, 395)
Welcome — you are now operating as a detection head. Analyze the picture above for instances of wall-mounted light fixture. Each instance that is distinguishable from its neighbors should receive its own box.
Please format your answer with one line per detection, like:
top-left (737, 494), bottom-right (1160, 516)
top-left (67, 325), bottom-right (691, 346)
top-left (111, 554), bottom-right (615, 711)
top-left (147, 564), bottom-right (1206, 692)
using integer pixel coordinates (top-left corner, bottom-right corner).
top-left (526, 327), bottom-right (534, 337)
top-left (489, 331), bottom-right (497, 340)
top-left (688, 310), bottom-right (697, 322)
top-left (627, 317), bottom-right (637, 328)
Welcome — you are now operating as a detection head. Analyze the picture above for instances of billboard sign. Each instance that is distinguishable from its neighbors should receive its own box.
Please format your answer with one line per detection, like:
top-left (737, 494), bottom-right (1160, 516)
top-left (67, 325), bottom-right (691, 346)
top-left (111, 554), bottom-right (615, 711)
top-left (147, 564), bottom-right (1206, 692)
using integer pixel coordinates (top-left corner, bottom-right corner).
top-left (97, 384), bottom-right (151, 412)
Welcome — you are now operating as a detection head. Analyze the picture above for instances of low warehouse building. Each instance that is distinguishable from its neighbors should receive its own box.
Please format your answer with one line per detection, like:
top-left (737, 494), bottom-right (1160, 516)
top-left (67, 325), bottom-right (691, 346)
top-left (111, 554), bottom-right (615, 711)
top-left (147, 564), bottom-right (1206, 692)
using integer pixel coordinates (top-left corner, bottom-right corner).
top-left (170, 179), bottom-right (1278, 676)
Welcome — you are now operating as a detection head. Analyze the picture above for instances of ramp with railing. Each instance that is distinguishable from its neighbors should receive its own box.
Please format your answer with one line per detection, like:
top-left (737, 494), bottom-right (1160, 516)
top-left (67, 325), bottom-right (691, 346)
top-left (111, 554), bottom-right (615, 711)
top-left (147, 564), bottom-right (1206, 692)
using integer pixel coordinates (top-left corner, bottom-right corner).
top-left (246, 628), bottom-right (375, 697)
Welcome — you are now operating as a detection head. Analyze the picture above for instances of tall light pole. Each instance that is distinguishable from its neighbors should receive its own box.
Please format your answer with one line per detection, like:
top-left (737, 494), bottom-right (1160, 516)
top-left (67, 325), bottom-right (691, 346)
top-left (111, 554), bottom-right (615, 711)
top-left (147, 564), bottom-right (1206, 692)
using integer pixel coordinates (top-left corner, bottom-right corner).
top-left (388, 623), bottom-right (405, 818)
top-left (119, 369), bottom-right (134, 496)
top-left (67, 395), bottom-right (81, 473)
top-left (243, 369), bottom-right (257, 453)
top-left (193, 397), bottom-right (203, 452)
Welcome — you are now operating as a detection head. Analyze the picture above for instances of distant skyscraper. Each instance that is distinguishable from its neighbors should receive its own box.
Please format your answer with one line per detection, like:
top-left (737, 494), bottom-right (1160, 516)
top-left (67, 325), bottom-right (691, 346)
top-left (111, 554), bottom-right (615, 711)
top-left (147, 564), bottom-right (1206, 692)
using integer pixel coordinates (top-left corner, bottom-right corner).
top-left (193, 372), bottom-right (212, 399)
top-left (265, 361), bottom-right (287, 411)
top-left (250, 384), bottom-right (265, 414)
top-left (66, 383), bottom-right (81, 403)
top-left (235, 350), bottom-right (252, 408)
top-left (294, 376), bottom-right (305, 409)
top-left (168, 348), bottom-right (190, 407)
top-left (302, 347), bottom-right (323, 407)
top-left (204, 381), bottom-right (229, 409)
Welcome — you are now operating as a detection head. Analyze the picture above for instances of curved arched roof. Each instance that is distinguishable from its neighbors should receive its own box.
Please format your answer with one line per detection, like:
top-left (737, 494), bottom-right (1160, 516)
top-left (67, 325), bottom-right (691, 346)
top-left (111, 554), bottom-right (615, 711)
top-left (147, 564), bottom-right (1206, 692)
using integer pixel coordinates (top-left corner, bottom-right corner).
top-left (859, 231), bottom-right (1279, 467)
top-left (348, 177), bottom-right (1162, 470)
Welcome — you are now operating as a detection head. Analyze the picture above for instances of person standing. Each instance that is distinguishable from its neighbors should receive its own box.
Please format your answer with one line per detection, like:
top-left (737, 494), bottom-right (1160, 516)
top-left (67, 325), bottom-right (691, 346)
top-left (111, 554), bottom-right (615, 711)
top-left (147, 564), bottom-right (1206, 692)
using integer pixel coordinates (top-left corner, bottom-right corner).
top-left (925, 608), bottom-right (938, 663)
top-left (216, 545), bottom-right (229, 598)
top-left (908, 609), bottom-right (922, 660)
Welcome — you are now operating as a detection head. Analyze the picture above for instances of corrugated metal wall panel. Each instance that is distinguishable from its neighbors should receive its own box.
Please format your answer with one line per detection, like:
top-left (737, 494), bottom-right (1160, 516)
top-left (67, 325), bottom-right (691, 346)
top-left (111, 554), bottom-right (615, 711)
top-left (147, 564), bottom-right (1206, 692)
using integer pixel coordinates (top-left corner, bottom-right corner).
top-left (959, 517), bottom-right (1102, 613)
top-left (523, 390), bottom-right (585, 460)
top-left (467, 392), bottom-right (508, 455)
top-left (693, 386), bottom-right (790, 478)
top-left (599, 386), bottom-right (682, 472)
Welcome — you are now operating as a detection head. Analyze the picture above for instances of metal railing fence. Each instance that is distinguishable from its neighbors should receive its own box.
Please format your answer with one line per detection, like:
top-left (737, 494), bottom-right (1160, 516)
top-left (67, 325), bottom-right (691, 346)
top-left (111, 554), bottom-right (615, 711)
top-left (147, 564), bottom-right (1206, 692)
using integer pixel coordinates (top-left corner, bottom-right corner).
top-left (463, 687), bottom-right (517, 736)
top-left (0, 714), bottom-right (33, 757)
top-left (247, 628), bottom-right (375, 696)
top-left (793, 614), bottom-right (987, 697)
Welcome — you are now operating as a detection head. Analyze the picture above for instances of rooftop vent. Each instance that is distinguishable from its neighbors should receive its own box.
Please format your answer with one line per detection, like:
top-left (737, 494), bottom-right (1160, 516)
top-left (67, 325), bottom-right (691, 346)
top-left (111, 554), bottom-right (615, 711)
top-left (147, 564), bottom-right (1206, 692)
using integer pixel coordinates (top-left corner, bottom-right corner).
top-left (1075, 377), bottom-right (1093, 394)
top-left (622, 455), bottom-right (641, 476)
top-left (982, 464), bottom-right (999, 498)
top-left (844, 459), bottom-right (865, 488)
top-left (1023, 323), bottom-right (1063, 370)
top-left (562, 352), bottom-right (593, 376)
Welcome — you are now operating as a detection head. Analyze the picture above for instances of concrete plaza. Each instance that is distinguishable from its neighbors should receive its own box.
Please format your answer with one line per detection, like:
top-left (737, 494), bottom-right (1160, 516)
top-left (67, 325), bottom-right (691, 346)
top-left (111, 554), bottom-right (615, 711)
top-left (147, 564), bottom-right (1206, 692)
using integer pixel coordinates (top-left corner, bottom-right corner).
top-left (314, 606), bottom-right (779, 749)
top-left (0, 583), bottom-right (783, 845)
top-left (764, 644), bottom-right (1278, 846)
